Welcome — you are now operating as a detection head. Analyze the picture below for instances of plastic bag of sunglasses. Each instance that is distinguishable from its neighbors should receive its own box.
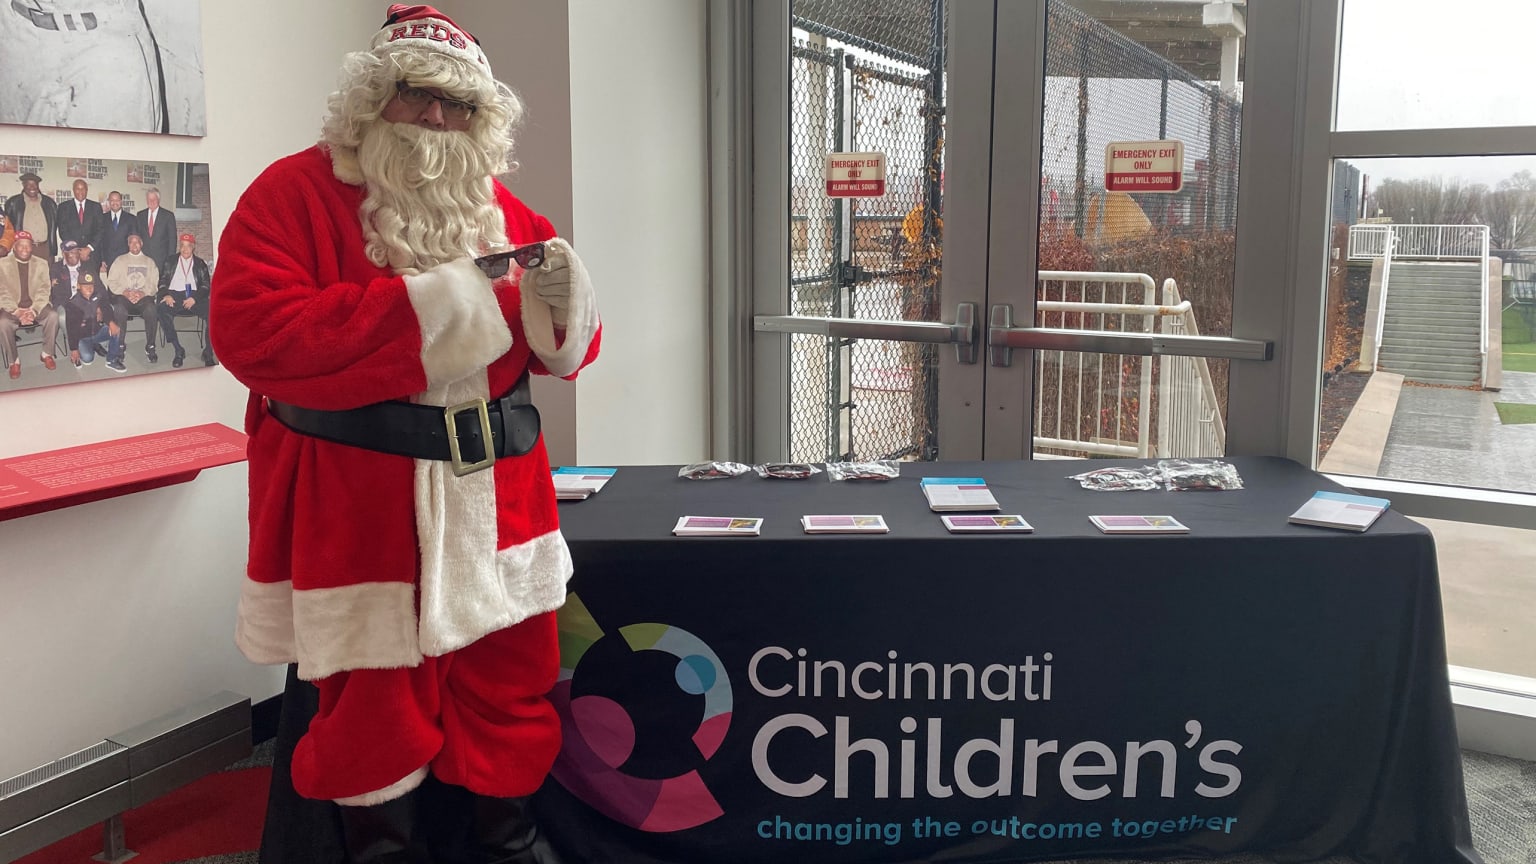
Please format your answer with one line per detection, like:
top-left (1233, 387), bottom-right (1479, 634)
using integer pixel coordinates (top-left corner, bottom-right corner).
top-left (825, 460), bottom-right (901, 481)
top-left (678, 461), bottom-right (753, 480)
top-left (1068, 466), bottom-right (1163, 492)
top-left (1156, 459), bottom-right (1244, 491)
top-left (754, 462), bottom-right (822, 480)
top-left (474, 243), bottom-right (547, 280)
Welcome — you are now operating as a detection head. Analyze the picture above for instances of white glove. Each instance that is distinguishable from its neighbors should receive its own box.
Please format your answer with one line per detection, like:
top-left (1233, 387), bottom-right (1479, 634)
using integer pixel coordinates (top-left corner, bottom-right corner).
top-left (521, 238), bottom-right (589, 327)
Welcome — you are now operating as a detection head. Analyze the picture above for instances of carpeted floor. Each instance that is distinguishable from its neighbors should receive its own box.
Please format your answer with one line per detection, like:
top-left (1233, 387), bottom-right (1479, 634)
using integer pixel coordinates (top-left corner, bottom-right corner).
top-left (16, 746), bottom-right (1534, 864)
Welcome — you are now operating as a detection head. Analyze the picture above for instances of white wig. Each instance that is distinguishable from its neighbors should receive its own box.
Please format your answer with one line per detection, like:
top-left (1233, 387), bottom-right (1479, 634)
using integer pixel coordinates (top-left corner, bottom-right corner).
top-left (319, 47), bottom-right (526, 273)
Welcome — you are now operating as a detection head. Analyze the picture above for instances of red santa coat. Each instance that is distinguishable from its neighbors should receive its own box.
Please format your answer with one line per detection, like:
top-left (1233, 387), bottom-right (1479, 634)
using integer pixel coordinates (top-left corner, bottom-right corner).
top-left (211, 146), bottom-right (600, 682)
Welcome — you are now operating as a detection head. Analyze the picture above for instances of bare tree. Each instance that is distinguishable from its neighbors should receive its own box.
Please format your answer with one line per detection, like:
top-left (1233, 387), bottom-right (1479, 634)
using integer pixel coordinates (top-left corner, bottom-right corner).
top-left (1366, 172), bottom-right (1536, 249)
top-left (1483, 170), bottom-right (1536, 249)
top-left (1368, 176), bottom-right (1485, 225)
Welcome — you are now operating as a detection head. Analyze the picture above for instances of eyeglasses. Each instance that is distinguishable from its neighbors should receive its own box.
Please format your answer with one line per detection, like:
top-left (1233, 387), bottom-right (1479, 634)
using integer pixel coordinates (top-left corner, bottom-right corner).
top-left (394, 81), bottom-right (478, 123)
top-left (474, 243), bottom-right (546, 279)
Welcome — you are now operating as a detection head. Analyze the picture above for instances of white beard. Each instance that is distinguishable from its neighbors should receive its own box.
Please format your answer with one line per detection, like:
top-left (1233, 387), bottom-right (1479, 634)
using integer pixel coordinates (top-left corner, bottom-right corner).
top-left (356, 121), bottom-right (508, 274)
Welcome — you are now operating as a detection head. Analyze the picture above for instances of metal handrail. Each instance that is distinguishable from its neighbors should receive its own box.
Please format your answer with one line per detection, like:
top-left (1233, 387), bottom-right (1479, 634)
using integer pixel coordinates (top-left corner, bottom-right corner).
top-left (765, 270), bottom-right (1253, 460)
top-left (1159, 279), bottom-right (1226, 456)
top-left (1030, 271), bottom-right (1157, 458)
top-left (1373, 233), bottom-right (1395, 371)
top-left (1348, 223), bottom-right (1489, 261)
top-left (1480, 229), bottom-right (1490, 383)
top-left (1348, 225), bottom-right (1390, 260)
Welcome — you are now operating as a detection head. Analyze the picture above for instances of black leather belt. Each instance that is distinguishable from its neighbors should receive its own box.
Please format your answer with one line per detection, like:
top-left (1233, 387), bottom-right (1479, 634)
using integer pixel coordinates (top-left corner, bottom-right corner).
top-left (266, 374), bottom-right (540, 476)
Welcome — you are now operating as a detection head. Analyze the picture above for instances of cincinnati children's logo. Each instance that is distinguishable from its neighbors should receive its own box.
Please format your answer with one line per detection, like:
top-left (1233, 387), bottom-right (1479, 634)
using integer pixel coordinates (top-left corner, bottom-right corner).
top-left (551, 594), bottom-right (732, 832)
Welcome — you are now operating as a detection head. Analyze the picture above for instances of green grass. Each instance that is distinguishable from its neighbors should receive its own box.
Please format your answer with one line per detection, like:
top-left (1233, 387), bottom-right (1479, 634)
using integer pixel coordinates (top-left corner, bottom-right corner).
top-left (1505, 310), bottom-right (1536, 372)
top-left (1506, 345), bottom-right (1536, 374)
top-left (1494, 402), bottom-right (1536, 425)
top-left (1505, 307), bottom-right (1533, 344)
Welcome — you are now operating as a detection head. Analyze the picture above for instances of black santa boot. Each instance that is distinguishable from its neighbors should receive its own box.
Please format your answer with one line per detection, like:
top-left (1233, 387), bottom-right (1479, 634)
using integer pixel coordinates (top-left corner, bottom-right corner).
top-left (465, 795), bottom-right (565, 864)
top-left (421, 784), bottom-right (564, 864)
top-left (337, 793), bottom-right (429, 864)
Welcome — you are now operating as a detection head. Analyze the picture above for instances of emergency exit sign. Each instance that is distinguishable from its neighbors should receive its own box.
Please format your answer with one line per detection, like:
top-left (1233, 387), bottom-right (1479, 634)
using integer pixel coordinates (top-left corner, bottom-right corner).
top-left (825, 152), bottom-right (887, 197)
top-left (1105, 140), bottom-right (1184, 193)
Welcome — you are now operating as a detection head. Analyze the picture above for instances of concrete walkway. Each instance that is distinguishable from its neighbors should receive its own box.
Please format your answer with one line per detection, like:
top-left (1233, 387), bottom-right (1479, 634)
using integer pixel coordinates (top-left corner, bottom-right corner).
top-left (1368, 370), bottom-right (1536, 680)
top-left (1377, 371), bottom-right (1536, 493)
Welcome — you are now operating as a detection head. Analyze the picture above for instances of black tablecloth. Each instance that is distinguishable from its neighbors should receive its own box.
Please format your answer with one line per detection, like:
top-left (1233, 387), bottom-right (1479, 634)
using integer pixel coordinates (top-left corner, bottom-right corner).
top-left (256, 457), bottom-right (1482, 864)
top-left (535, 457), bottom-right (1481, 864)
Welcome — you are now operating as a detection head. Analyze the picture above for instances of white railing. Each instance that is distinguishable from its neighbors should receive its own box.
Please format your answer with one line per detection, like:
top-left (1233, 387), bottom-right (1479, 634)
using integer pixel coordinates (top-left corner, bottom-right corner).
top-left (1348, 224), bottom-right (1391, 260)
top-left (1373, 232), bottom-right (1396, 371)
top-left (1032, 272), bottom-right (1225, 459)
top-left (1348, 223), bottom-right (1489, 261)
top-left (1157, 279), bottom-right (1226, 457)
top-left (1480, 228), bottom-right (1490, 384)
top-left (1033, 272), bottom-right (1156, 458)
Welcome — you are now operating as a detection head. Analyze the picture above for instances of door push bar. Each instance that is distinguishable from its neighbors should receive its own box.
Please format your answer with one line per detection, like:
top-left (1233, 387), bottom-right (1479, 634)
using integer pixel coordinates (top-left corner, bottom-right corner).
top-left (752, 303), bottom-right (1273, 367)
top-left (754, 303), bottom-right (980, 364)
top-left (986, 305), bottom-right (1274, 366)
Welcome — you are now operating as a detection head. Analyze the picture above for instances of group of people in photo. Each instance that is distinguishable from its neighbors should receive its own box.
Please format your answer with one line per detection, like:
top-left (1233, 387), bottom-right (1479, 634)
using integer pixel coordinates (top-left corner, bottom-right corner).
top-left (0, 171), bottom-right (214, 379)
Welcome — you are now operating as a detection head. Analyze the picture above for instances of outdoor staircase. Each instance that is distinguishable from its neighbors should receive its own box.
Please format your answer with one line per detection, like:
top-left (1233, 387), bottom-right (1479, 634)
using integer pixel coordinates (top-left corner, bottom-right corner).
top-left (1377, 261), bottom-right (1483, 387)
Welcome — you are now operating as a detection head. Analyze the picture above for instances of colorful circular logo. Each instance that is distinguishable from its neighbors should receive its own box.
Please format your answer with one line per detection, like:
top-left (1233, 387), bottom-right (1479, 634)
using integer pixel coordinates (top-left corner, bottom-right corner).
top-left (551, 594), bottom-right (732, 832)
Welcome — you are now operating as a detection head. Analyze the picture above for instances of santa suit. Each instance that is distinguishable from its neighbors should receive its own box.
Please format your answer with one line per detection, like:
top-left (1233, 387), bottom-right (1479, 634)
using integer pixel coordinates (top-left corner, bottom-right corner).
top-left (210, 144), bottom-right (600, 803)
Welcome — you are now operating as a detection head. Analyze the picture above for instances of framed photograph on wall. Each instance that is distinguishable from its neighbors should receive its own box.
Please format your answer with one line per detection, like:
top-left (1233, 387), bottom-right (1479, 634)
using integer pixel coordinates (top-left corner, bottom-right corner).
top-left (0, 1), bottom-right (207, 136)
top-left (1, 152), bottom-right (215, 391)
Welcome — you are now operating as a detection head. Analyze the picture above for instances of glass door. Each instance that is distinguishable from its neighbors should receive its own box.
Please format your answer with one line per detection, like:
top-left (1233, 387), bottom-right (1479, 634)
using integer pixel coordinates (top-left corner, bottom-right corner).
top-left (755, 0), bottom-right (976, 463)
top-left (753, 0), bottom-right (1270, 463)
top-left (983, 0), bottom-right (1268, 462)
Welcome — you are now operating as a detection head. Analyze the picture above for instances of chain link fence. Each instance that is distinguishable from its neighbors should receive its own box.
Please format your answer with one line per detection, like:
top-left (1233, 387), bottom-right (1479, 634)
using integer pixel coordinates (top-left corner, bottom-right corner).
top-left (1042, 2), bottom-right (1241, 245)
top-left (789, 0), bottom-right (945, 462)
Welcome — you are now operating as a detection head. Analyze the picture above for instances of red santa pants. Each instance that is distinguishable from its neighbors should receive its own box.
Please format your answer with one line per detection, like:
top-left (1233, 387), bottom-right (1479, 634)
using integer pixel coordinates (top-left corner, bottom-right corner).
top-left (291, 611), bottom-right (561, 803)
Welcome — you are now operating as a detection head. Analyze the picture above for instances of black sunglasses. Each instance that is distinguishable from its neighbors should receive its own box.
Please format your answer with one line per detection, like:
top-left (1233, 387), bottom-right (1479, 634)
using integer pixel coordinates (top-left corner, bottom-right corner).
top-left (474, 243), bottom-right (546, 279)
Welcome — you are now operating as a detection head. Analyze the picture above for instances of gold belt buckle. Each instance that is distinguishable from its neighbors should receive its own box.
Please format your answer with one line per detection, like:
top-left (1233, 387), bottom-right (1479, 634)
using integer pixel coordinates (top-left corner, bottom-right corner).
top-left (445, 398), bottom-right (496, 476)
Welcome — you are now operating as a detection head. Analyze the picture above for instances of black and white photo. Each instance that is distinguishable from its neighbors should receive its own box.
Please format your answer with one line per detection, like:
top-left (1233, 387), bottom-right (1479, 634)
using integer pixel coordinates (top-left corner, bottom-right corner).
top-left (0, 0), bottom-right (207, 136)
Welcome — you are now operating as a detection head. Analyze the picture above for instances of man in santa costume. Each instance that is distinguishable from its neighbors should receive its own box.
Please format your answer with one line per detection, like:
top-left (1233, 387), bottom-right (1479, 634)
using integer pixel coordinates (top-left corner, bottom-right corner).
top-left (210, 6), bottom-right (599, 862)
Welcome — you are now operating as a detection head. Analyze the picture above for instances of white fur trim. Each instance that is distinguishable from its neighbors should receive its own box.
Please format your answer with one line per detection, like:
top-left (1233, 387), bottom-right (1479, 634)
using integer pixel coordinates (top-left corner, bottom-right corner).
top-left (521, 239), bottom-right (598, 378)
top-left (292, 581), bottom-right (424, 681)
top-left (412, 367), bottom-right (499, 659)
top-left (329, 145), bottom-right (364, 186)
top-left (235, 579), bottom-right (297, 666)
top-left (406, 258), bottom-right (513, 389)
top-left (416, 529), bottom-right (573, 657)
top-left (335, 764), bottom-right (430, 806)
top-left (235, 537), bottom-right (569, 678)
top-left (372, 16), bottom-right (489, 69)
top-left (495, 530), bottom-right (574, 618)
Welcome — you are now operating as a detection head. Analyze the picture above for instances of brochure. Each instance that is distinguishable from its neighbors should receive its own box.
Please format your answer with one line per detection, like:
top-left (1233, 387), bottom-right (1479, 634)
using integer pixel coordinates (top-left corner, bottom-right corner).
top-left (940, 514), bottom-right (1034, 533)
top-left (920, 477), bottom-right (1001, 512)
top-left (672, 516), bottom-right (763, 537)
top-left (552, 467), bottom-right (617, 500)
top-left (801, 514), bottom-right (890, 534)
top-left (1288, 491), bottom-right (1390, 532)
top-left (1090, 515), bottom-right (1189, 534)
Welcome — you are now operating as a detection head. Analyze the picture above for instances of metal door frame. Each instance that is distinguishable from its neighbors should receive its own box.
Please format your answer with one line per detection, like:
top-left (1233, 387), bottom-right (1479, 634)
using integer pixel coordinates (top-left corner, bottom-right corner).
top-left (752, 0), bottom-right (1271, 462)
